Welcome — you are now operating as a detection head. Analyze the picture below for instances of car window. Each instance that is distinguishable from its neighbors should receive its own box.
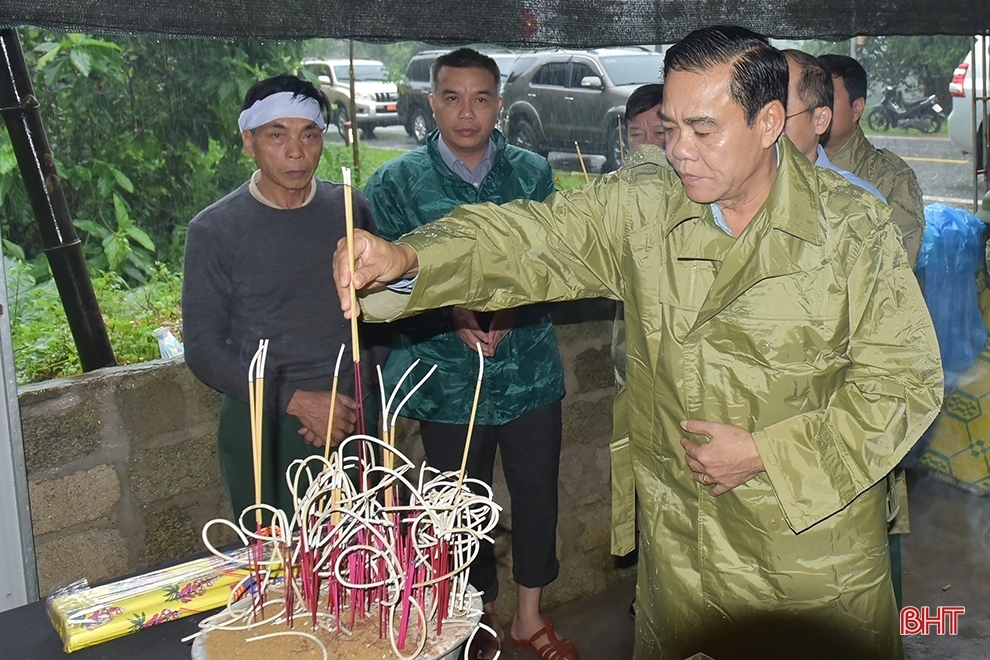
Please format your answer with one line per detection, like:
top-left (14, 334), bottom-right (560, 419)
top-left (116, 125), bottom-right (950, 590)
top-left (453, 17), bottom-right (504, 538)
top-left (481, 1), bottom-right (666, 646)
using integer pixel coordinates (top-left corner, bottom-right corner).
top-left (333, 63), bottom-right (386, 82)
top-left (490, 54), bottom-right (518, 81)
top-left (570, 62), bottom-right (600, 88)
top-left (597, 55), bottom-right (664, 86)
top-left (304, 63), bottom-right (331, 79)
top-left (532, 62), bottom-right (569, 87)
top-left (407, 58), bottom-right (432, 83)
top-left (506, 55), bottom-right (538, 84)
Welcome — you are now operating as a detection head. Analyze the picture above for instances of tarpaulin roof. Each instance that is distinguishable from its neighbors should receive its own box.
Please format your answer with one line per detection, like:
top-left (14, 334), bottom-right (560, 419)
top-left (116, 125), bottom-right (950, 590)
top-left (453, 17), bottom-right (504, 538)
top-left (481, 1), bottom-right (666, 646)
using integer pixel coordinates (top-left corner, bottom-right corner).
top-left (2, 1), bottom-right (989, 44)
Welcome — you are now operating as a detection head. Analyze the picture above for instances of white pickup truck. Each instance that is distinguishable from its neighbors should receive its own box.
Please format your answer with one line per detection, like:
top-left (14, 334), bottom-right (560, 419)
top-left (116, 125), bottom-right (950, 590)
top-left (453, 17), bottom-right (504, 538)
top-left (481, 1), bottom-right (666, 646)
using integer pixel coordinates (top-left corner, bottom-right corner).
top-left (301, 58), bottom-right (400, 139)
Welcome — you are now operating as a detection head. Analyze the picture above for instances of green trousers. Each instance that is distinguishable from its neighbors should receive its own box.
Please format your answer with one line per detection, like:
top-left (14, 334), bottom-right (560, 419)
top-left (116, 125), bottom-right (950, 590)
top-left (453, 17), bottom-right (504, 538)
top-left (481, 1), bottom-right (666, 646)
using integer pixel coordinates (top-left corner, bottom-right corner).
top-left (217, 395), bottom-right (322, 522)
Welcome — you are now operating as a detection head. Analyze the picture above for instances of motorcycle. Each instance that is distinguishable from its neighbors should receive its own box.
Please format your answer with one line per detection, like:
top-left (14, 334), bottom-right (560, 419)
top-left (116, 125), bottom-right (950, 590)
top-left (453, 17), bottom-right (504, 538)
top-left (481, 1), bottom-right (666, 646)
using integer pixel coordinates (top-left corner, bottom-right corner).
top-left (867, 85), bottom-right (945, 133)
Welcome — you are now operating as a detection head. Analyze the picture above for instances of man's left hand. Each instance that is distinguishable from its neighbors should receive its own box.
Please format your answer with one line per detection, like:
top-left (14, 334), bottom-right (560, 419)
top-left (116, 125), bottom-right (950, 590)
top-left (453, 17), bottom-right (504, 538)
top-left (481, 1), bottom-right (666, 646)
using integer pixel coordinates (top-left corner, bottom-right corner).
top-left (680, 419), bottom-right (765, 495)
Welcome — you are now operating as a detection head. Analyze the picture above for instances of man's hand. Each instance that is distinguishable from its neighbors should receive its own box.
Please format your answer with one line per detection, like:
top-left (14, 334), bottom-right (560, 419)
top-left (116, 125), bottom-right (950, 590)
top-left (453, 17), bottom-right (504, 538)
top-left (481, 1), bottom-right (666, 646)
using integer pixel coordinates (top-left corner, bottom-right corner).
top-left (485, 309), bottom-right (516, 357)
top-left (451, 307), bottom-right (490, 354)
top-left (286, 390), bottom-right (358, 448)
top-left (679, 419), bottom-right (765, 495)
top-left (333, 229), bottom-right (419, 319)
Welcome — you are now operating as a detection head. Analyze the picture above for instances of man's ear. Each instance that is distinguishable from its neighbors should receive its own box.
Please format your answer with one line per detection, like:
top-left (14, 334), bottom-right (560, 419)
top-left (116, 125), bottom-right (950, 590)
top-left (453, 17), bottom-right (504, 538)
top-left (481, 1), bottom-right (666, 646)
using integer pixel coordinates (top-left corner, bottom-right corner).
top-left (852, 96), bottom-right (866, 124)
top-left (428, 93), bottom-right (436, 116)
top-left (241, 130), bottom-right (255, 157)
top-left (812, 106), bottom-right (832, 138)
top-left (760, 100), bottom-right (786, 149)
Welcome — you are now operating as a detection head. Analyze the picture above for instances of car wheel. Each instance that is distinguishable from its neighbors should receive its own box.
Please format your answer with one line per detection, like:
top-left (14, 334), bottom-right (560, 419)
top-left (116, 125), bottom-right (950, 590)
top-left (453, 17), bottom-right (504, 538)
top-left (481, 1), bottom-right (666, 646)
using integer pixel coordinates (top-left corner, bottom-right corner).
top-left (509, 119), bottom-right (545, 156)
top-left (335, 105), bottom-right (349, 140)
top-left (867, 108), bottom-right (889, 132)
top-left (410, 107), bottom-right (433, 145)
top-left (603, 122), bottom-right (624, 173)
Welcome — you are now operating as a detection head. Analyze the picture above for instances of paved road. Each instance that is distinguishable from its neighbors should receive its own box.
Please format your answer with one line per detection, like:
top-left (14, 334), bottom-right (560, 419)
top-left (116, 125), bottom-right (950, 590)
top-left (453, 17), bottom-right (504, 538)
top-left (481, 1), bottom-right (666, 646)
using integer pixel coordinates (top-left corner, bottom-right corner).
top-left (869, 133), bottom-right (987, 211)
top-left (331, 126), bottom-right (988, 211)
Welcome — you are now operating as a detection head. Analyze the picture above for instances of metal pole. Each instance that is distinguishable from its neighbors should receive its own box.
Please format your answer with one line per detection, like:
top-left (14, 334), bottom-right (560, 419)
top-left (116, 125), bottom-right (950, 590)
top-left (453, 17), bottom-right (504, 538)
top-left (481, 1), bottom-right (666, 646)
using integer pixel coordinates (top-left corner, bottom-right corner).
top-left (0, 29), bottom-right (116, 372)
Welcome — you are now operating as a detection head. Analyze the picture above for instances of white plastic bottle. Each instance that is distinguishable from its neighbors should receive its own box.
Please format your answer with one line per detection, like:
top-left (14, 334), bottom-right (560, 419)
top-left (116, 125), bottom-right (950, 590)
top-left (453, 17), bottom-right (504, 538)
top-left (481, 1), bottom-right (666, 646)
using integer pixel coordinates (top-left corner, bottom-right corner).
top-left (153, 327), bottom-right (184, 359)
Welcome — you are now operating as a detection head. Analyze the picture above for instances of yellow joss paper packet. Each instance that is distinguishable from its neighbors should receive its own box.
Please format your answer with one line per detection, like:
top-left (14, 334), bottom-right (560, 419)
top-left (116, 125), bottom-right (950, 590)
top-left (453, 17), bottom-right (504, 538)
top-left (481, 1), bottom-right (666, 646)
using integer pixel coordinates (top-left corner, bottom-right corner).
top-left (47, 548), bottom-right (253, 653)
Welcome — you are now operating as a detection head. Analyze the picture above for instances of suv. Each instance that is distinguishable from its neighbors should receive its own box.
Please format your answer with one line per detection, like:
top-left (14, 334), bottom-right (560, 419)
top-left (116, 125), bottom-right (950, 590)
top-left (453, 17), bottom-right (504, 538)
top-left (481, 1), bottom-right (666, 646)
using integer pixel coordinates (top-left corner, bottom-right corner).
top-left (500, 48), bottom-right (665, 171)
top-left (398, 49), bottom-right (521, 144)
top-left (301, 58), bottom-right (400, 139)
top-left (948, 36), bottom-right (989, 170)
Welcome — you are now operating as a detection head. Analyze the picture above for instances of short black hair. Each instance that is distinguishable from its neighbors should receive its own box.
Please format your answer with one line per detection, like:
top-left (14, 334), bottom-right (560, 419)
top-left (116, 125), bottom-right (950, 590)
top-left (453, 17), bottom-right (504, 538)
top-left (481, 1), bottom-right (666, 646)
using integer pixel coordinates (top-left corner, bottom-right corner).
top-left (626, 83), bottom-right (664, 122)
top-left (664, 25), bottom-right (787, 127)
top-left (430, 48), bottom-right (501, 92)
top-left (782, 49), bottom-right (833, 112)
top-left (241, 74), bottom-right (331, 127)
top-left (817, 54), bottom-right (868, 104)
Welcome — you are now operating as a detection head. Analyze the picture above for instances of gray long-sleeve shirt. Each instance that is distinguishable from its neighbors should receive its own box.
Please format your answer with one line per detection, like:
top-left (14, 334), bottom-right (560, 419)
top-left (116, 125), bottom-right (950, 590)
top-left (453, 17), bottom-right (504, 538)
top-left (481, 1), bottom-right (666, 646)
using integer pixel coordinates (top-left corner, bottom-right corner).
top-left (182, 179), bottom-right (378, 412)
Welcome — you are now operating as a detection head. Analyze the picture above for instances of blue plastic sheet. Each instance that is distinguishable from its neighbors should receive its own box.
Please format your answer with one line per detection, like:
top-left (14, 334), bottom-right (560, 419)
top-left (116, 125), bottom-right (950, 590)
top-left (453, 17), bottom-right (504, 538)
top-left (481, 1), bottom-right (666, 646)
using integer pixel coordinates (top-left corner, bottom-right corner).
top-left (917, 203), bottom-right (988, 389)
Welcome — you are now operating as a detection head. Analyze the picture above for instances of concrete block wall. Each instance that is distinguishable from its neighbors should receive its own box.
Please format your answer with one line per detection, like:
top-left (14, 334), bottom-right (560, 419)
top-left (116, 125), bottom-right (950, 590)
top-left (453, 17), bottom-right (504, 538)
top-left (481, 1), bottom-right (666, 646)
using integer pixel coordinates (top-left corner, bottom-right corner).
top-left (20, 299), bottom-right (633, 614)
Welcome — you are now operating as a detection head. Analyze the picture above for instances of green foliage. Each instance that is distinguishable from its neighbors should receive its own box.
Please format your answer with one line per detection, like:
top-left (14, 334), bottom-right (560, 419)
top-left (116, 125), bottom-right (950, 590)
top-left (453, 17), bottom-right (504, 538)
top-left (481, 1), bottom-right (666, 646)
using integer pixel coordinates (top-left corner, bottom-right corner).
top-left (6, 258), bottom-right (183, 384)
top-left (805, 36), bottom-right (973, 109)
top-left (0, 29), bottom-right (302, 281)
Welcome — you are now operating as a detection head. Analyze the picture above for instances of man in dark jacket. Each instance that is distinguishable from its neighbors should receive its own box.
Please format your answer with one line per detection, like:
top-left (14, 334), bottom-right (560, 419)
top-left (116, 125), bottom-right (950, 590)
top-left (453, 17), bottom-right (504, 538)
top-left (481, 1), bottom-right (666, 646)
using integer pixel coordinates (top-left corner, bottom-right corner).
top-left (363, 49), bottom-right (573, 660)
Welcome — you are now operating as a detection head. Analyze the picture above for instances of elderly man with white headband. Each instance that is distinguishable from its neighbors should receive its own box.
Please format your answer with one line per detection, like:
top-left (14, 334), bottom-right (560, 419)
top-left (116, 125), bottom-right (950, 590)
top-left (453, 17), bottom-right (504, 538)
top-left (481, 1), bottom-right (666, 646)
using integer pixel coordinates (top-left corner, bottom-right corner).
top-left (182, 74), bottom-right (384, 520)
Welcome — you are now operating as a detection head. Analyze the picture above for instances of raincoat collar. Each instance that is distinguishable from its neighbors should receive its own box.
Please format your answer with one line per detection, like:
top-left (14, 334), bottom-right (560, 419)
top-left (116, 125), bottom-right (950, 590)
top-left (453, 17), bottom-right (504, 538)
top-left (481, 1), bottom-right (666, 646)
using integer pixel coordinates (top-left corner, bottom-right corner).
top-left (661, 136), bottom-right (828, 331)
top-left (426, 128), bottom-right (510, 192)
top-left (662, 137), bottom-right (824, 247)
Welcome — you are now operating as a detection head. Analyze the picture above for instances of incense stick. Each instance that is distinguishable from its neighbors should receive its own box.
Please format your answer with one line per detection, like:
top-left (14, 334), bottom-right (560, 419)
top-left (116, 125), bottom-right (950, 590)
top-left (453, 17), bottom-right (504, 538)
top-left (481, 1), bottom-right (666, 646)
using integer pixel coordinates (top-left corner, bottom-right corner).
top-left (574, 141), bottom-right (590, 184)
top-left (457, 343), bottom-right (485, 494)
top-left (248, 340), bottom-right (269, 529)
top-left (341, 167), bottom-right (366, 437)
top-left (324, 344), bottom-right (346, 461)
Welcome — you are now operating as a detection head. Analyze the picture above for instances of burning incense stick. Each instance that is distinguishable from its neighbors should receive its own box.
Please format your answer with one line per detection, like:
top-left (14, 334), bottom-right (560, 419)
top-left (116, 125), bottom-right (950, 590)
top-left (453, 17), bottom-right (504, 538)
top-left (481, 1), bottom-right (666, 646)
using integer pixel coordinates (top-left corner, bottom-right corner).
top-left (574, 141), bottom-right (590, 184)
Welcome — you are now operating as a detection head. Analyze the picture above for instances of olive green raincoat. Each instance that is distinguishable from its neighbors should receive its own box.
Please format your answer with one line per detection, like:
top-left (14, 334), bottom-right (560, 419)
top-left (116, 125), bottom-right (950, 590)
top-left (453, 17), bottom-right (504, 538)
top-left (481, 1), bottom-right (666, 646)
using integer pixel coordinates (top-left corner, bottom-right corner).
top-left (361, 138), bottom-right (943, 660)
top-left (830, 126), bottom-right (925, 267)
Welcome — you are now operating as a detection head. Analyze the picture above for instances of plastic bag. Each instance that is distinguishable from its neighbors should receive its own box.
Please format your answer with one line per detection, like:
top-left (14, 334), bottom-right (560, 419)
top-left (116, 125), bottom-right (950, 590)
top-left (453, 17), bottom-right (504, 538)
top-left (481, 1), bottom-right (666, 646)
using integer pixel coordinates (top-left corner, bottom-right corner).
top-left (916, 203), bottom-right (988, 389)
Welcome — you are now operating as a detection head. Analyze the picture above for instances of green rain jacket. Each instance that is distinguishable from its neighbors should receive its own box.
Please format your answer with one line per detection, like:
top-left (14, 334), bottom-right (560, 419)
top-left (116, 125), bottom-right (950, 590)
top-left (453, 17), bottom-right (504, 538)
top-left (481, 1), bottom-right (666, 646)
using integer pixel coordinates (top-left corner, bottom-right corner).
top-left (361, 138), bottom-right (942, 660)
top-left (829, 126), bottom-right (925, 267)
top-left (362, 129), bottom-right (564, 425)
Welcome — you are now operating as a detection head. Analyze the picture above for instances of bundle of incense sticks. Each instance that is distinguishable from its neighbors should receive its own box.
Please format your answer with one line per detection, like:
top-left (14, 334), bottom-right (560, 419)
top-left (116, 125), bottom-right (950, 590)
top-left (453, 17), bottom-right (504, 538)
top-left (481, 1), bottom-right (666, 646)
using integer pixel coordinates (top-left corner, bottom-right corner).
top-left (186, 344), bottom-right (500, 659)
top-left (47, 548), bottom-right (253, 652)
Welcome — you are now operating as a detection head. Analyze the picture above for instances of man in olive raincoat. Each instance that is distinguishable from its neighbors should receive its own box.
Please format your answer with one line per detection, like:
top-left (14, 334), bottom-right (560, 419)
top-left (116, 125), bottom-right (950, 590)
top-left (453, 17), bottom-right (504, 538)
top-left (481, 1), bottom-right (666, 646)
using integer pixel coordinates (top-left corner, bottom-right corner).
top-left (333, 27), bottom-right (943, 660)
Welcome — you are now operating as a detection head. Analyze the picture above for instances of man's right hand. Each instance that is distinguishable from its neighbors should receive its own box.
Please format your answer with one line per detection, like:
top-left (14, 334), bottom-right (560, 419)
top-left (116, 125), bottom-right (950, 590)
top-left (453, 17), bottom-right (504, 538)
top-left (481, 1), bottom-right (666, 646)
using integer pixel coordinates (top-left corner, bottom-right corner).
top-left (333, 229), bottom-right (419, 319)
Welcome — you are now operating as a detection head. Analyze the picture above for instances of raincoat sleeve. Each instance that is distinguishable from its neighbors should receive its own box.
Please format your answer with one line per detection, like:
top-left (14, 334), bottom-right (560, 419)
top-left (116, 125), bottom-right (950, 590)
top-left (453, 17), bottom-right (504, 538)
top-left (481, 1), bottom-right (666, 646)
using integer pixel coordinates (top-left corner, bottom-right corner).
top-left (750, 219), bottom-right (943, 533)
top-left (359, 175), bottom-right (629, 321)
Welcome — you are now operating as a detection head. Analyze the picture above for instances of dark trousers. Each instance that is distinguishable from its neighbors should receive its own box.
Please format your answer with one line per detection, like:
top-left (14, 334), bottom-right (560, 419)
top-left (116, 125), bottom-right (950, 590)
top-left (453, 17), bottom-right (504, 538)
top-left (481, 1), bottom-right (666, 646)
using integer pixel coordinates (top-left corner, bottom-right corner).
top-left (217, 395), bottom-right (323, 522)
top-left (419, 399), bottom-right (562, 604)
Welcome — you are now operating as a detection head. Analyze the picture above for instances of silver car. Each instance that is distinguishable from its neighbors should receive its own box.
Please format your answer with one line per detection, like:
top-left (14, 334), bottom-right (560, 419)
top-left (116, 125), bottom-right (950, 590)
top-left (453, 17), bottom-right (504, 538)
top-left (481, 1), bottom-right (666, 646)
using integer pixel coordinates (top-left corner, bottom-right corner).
top-left (947, 36), bottom-right (989, 169)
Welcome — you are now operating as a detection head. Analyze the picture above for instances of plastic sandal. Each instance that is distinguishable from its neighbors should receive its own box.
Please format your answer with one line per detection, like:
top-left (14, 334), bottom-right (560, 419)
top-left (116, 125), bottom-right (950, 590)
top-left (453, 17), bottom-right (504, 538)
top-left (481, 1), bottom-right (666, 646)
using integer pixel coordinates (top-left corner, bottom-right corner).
top-left (510, 617), bottom-right (580, 660)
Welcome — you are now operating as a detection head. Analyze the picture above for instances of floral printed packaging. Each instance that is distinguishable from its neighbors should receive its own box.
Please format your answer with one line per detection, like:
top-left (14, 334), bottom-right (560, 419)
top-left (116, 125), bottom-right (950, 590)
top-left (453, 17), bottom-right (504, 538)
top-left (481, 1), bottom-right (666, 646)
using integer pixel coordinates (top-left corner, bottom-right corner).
top-left (47, 548), bottom-right (252, 652)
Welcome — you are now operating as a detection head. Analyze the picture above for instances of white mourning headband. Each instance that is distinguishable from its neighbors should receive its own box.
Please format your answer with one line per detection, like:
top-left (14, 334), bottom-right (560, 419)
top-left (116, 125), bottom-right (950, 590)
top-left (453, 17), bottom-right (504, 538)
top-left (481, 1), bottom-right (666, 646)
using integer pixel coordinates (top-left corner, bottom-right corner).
top-left (237, 91), bottom-right (327, 131)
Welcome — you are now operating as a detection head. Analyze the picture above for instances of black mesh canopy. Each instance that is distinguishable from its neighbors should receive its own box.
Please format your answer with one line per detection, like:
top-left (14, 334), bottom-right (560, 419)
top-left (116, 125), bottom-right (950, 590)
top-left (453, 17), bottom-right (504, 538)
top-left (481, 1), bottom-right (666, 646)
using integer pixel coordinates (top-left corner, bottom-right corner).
top-left (3, 0), bottom-right (989, 43)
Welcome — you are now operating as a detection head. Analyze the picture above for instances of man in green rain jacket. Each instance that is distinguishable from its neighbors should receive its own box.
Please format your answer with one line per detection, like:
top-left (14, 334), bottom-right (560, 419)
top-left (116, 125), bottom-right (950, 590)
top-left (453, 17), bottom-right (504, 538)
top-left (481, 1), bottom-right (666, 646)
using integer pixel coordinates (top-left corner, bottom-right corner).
top-left (333, 27), bottom-right (943, 660)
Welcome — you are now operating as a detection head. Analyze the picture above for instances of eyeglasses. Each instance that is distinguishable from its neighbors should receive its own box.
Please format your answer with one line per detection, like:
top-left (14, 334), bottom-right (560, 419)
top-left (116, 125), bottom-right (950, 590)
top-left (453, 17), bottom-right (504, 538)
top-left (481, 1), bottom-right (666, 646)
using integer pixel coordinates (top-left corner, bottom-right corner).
top-left (785, 106), bottom-right (813, 120)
